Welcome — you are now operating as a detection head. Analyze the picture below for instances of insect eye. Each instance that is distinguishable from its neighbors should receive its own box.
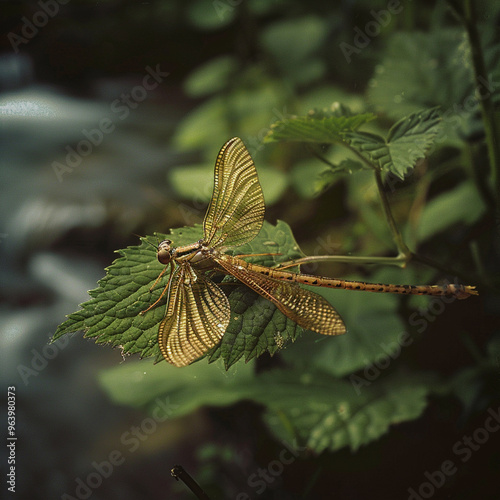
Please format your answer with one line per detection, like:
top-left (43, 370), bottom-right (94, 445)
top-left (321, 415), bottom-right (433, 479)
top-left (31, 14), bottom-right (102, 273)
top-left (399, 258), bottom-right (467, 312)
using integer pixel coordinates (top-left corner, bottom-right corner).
top-left (157, 240), bottom-right (172, 264)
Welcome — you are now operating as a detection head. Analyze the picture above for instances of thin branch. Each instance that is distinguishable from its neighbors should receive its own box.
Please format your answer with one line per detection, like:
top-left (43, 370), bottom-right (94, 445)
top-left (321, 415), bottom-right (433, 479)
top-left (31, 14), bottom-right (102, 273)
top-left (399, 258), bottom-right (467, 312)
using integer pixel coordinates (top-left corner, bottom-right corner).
top-left (461, 0), bottom-right (500, 206)
top-left (374, 170), bottom-right (412, 259)
top-left (277, 254), bottom-right (408, 270)
top-left (171, 465), bottom-right (211, 500)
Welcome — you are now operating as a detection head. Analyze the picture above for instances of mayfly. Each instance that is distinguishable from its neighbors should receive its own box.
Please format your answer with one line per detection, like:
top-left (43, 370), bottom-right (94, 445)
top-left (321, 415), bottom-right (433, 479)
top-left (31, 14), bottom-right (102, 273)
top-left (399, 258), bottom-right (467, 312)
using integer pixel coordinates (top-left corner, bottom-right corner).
top-left (142, 137), bottom-right (477, 367)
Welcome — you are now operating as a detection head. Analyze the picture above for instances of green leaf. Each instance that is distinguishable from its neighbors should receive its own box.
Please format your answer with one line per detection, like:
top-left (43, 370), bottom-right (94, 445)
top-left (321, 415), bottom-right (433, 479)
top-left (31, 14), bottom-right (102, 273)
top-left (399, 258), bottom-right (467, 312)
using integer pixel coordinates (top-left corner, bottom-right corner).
top-left (188, 0), bottom-right (236, 29)
top-left (99, 359), bottom-right (436, 453)
top-left (184, 56), bottom-right (237, 97)
top-left (54, 221), bottom-right (304, 368)
top-left (260, 16), bottom-right (328, 86)
top-left (260, 370), bottom-right (436, 453)
top-left (265, 105), bottom-right (376, 144)
top-left (207, 284), bottom-right (303, 368)
top-left (413, 180), bottom-right (487, 243)
top-left (173, 96), bottom-right (230, 152)
top-left (290, 159), bottom-right (332, 199)
top-left (99, 358), bottom-right (256, 416)
top-left (368, 29), bottom-right (474, 119)
top-left (443, 334), bottom-right (500, 417)
top-left (345, 108), bottom-right (441, 180)
top-left (266, 107), bottom-right (439, 180)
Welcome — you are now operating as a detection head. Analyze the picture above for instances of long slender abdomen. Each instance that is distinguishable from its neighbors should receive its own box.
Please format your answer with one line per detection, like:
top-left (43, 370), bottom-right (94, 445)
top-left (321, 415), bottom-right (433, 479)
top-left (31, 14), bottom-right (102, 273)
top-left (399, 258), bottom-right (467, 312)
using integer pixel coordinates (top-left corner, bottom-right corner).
top-left (232, 258), bottom-right (478, 299)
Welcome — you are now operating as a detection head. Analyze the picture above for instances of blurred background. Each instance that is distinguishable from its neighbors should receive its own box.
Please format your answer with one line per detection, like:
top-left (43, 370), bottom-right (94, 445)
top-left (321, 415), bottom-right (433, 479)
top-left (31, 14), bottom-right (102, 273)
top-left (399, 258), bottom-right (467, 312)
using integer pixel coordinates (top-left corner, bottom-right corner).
top-left (1, 0), bottom-right (499, 499)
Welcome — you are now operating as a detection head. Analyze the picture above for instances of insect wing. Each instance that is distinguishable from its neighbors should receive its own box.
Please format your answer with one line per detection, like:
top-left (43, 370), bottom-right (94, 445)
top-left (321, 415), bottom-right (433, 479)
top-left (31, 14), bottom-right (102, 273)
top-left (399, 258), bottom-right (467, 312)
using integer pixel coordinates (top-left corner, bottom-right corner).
top-left (215, 258), bottom-right (346, 336)
top-left (159, 264), bottom-right (230, 367)
top-left (203, 137), bottom-right (265, 249)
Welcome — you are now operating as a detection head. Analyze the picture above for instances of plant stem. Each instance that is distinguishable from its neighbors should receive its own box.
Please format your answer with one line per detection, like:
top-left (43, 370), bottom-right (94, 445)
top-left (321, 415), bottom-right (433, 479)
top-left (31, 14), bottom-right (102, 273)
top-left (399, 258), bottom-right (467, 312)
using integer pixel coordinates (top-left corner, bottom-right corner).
top-left (462, 0), bottom-right (500, 206)
top-left (277, 254), bottom-right (408, 269)
top-left (171, 465), bottom-right (211, 500)
top-left (374, 170), bottom-right (412, 259)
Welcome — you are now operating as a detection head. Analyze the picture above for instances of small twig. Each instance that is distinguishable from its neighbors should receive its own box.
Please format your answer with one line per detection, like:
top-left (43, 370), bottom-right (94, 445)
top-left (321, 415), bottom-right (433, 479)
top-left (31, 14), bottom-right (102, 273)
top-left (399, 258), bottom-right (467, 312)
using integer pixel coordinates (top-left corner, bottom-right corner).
top-left (306, 144), bottom-right (338, 169)
top-left (374, 170), bottom-right (412, 259)
top-left (277, 254), bottom-right (408, 270)
top-left (171, 465), bottom-right (211, 500)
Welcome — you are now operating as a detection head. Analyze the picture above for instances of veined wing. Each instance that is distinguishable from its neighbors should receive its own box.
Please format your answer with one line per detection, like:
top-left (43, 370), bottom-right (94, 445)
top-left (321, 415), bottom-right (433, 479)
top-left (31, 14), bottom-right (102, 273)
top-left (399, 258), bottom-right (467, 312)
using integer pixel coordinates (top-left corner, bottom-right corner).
top-left (215, 256), bottom-right (346, 336)
top-left (203, 137), bottom-right (265, 249)
top-left (158, 264), bottom-right (230, 367)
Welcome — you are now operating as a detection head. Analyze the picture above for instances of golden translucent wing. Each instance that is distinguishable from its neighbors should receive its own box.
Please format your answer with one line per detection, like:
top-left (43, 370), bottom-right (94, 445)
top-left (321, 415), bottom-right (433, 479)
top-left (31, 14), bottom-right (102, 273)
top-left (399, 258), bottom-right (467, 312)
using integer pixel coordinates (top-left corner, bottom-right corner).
top-left (158, 264), bottom-right (230, 367)
top-left (215, 256), bottom-right (346, 336)
top-left (203, 137), bottom-right (265, 249)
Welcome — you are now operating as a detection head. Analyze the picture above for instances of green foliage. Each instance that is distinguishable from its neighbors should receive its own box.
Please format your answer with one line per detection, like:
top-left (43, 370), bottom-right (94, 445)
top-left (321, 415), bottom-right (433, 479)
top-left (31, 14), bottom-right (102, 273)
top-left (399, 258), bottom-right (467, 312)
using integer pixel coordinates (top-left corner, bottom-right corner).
top-left (260, 15), bottom-right (329, 86)
top-left (265, 104), bottom-right (376, 143)
top-left (54, 221), bottom-right (304, 366)
top-left (56, 2), bottom-right (496, 481)
top-left (261, 370), bottom-right (437, 453)
top-left (411, 181), bottom-right (487, 243)
top-left (99, 359), bottom-right (437, 454)
top-left (266, 106), bottom-right (441, 181)
top-left (184, 56), bottom-right (237, 97)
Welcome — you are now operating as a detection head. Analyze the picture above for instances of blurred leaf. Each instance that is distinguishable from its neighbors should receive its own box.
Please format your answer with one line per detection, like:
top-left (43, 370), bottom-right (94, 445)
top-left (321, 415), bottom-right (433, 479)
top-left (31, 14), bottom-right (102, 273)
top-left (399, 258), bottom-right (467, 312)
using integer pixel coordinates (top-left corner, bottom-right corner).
top-left (290, 159), bottom-right (331, 199)
top-left (54, 221), bottom-right (304, 367)
top-left (299, 86), bottom-right (366, 115)
top-left (368, 26), bottom-right (500, 151)
top-left (261, 370), bottom-right (437, 453)
top-left (345, 170), bottom-right (394, 248)
top-left (188, 0), bottom-right (236, 29)
top-left (174, 78), bottom-right (288, 153)
top-left (248, 0), bottom-right (280, 15)
top-left (173, 96), bottom-right (230, 152)
top-left (168, 164), bottom-right (214, 203)
top-left (184, 56), bottom-right (237, 97)
top-left (99, 359), bottom-right (436, 453)
top-left (368, 29), bottom-right (474, 119)
top-left (261, 15), bottom-right (329, 85)
top-left (169, 164), bottom-right (288, 205)
top-left (414, 181), bottom-right (487, 243)
top-left (444, 333), bottom-right (500, 417)
top-left (99, 358), bottom-right (256, 414)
